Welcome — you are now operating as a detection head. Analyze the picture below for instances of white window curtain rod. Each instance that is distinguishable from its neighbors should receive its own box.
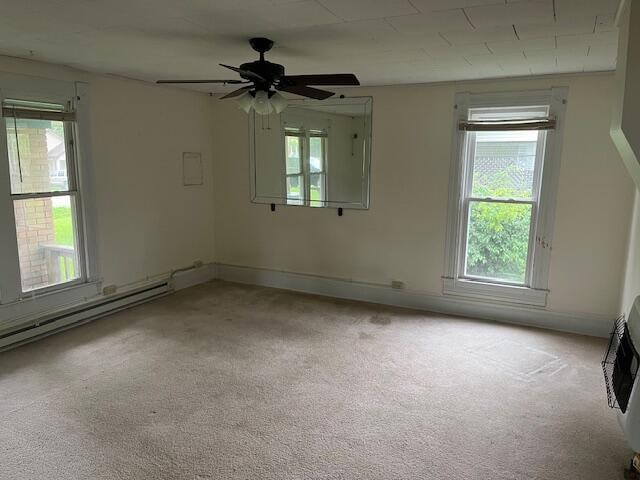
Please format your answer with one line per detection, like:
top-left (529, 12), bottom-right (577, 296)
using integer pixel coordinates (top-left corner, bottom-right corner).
top-left (458, 117), bottom-right (556, 131)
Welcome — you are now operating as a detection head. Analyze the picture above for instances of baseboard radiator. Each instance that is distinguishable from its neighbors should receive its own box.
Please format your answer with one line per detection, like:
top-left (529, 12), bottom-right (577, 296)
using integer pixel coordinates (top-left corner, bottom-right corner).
top-left (0, 282), bottom-right (171, 352)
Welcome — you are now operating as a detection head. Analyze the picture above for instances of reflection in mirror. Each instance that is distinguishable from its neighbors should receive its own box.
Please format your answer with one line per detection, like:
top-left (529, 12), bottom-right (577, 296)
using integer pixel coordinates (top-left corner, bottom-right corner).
top-left (249, 96), bottom-right (372, 209)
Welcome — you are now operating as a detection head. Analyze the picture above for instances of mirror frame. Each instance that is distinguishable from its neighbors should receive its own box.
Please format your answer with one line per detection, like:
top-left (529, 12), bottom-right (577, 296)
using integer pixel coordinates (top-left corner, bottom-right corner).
top-left (248, 95), bottom-right (373, 210)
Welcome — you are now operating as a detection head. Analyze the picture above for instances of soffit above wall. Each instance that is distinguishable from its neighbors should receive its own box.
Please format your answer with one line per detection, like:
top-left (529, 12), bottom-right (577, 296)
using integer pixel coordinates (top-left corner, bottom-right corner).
top-left (0, 0), bottom-right (622, 92)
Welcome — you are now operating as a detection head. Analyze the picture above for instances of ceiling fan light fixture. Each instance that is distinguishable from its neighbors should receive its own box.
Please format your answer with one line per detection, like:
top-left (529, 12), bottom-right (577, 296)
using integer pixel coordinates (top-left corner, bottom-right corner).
top-left (237, 91), bottom-right (254, 113)
top-left (270, 92), bottom-right (288, 114)
top-left (236, 90), bottom-right (288, 115)
top-left (252, 90), bottom-right (273, 115)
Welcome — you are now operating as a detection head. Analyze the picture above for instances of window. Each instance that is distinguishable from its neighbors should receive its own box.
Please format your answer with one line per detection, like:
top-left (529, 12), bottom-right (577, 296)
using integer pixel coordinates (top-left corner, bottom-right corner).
top-left (284, 127), bottom-right (327, 206)
top-left (444, 90), bottom-right (567, 306)
top-left (3, 100), bottom-right (83, 293)
top-left (309, 132), bottom-right (327, 205)
top-left (461, 106), bottom-right (548, 285)
top-left (0, 77), bottom-right (98, 329)
top-left (285, 128), bottom-right (304, 205)
top-left (0, 75), bottom-right (100, 323)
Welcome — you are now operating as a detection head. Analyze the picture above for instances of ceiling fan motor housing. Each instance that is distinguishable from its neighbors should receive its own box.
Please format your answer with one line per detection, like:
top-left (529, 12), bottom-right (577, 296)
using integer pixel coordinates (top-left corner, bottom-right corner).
top-left (239, 60), bottom-right (284, 91)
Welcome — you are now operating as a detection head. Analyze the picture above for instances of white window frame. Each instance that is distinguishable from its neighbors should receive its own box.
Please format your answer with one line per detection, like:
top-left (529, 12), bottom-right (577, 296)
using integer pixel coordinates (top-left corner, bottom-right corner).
top-left (306, 129), bottom-right (328, 207)
top-left (4, 99), bottom-right (86, 294)
top-left (0, 73), bottom-right (99, 331)
top-left (283, 126), bottom-right (328, 207)
top-left (284, 127), bottom-right (305, 205)
top-left (443, 88), bottom-right (568, 306)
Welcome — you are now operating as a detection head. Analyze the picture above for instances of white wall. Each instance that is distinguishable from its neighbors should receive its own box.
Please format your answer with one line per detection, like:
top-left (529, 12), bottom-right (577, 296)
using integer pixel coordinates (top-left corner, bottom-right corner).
top-left (1, 56), bottom-right (633, 328)
top-left (616, 0), bottom-right (640, 319)
top-left (622, 191), bottom-right (640, 316)
top-left (212, 73), bottom-right (635, 320)
top-left (621, 0), bottom-right (640, 164)
top-left (0, 56), bottom-right (216, 290)
top-left (612, 0), bottom-right (640, 187)
top-left (327, 114), bottom-right (366, 205)
top-left (89, 76), bottom-right (215, 287)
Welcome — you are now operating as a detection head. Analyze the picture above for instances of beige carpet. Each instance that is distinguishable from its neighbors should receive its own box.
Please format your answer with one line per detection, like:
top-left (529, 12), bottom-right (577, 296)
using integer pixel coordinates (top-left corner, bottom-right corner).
top-left (0, 281), bottom-right (632, 479)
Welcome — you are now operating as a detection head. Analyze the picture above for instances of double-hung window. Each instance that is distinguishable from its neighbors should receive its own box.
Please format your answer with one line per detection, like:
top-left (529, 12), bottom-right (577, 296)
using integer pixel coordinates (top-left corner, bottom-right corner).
top-left (285, 127), bottom-right (305, 205)
top-left (284, 126), bottom-right (327, 207)
top-left (4, 100), bottom-right (83, 293)
top-left (444, 89), bottom-right (567, 306)
top-left (0, 75), bottom-right (98, 327)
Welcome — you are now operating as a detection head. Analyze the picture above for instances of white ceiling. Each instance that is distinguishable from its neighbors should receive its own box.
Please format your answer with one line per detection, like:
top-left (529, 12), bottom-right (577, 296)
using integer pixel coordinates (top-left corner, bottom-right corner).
top-left (0, 0), bottom-right (621, 92)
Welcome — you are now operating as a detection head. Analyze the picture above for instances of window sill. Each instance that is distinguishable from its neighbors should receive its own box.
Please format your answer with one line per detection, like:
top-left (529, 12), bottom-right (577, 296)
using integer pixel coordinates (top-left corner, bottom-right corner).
top-left (442, 277), bottom-right (548, 307)
top-left (0, 281), bottom-right (101, 331)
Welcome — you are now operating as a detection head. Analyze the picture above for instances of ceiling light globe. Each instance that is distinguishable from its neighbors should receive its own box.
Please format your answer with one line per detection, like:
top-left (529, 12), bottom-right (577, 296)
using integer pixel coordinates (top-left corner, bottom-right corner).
top-left (270, 92), bottom-right (288, 114)
top-left (236, 92), bottom-right (254, 113)
top-left (253, 90), bottom-right (273, 115)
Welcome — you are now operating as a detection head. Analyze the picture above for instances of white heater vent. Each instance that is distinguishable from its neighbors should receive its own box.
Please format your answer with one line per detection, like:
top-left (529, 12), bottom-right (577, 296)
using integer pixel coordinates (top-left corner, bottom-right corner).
top-left (614, 296), bottom-right (640, 451)
top-left (603, 317), bottom-right (638, 412)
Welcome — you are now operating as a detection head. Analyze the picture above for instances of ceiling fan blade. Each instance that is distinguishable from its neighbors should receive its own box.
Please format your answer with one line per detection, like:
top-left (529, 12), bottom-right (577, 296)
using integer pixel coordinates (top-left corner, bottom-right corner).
top-left (219, 64), bottom-right (266, 83)
top-left (279, 73), bottom-right (360, 86)
top-left (219, 85), bottom-right (253, 99)
top-left (277, 84), bottom-right (335, 100)
top-left (156, 79), bottom-right (246, 84)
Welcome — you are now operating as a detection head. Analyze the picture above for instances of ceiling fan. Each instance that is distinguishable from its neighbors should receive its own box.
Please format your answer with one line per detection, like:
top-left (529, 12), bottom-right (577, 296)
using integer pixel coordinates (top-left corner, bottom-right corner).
top-left (157, 37), bottom-right (360, 114)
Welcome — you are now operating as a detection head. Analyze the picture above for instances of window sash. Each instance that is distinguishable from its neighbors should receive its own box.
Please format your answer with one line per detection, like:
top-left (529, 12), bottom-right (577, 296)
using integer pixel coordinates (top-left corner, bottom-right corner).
top-left (285, 173), bottom-right (304, 205)
top-left (1, 101), bottom-right (86, 297)
top-left (461, 131), bottom-right (545, 202)
top-left (7, 119), bottom-right (79, 198)
top-left (285, 133), bottom-right (303, 175)
top-left (12, 192), bottom-right (85, 295)
top-left (459, 198), bottom-right (537, 286)
top-left (304, 134), bottom-right (326, 205)
top-left (309, 172), bottom-right (326, 206)
top-left (309, 135), bottom-right (327, 175)
top-left (5, 113), bottom-right (78, 196)
top-left (283, 126), bottom-right (328, 206)
top-left (457, 125), bottom-right (547, 288)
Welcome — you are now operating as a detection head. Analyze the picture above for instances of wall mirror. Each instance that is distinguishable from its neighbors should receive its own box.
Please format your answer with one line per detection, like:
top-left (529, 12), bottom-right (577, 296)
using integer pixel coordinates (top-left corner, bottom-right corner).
top-left (249, 96), bottom-right (372, 209)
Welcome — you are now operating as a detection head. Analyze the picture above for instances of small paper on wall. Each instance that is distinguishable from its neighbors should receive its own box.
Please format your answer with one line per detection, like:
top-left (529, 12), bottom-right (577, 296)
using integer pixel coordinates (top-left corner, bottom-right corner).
top-left (183, 152), bottom-right (203, 186)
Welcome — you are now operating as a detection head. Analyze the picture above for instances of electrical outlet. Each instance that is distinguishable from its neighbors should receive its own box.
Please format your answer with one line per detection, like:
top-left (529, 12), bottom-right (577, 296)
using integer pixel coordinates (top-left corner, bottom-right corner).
top-left (391, 280), bottom-right (405, 290)
top-left (193, 260), bottom-right (204, 268)
top-left (103, 285), bottom-right (117, 295)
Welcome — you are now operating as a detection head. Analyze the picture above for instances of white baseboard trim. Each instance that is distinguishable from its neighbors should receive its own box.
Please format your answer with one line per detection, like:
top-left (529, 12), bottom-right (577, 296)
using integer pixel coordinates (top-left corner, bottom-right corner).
top-left (214, 263), bottom-right (613, 338)
top-left (0, 260), bottom-right (613, 350)
top-left (0, 282), bottom-right (171, 351)
top-left (171, 263), bottom-right (217, 291)
top-left (0, 263), bottom-right (218, 351)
